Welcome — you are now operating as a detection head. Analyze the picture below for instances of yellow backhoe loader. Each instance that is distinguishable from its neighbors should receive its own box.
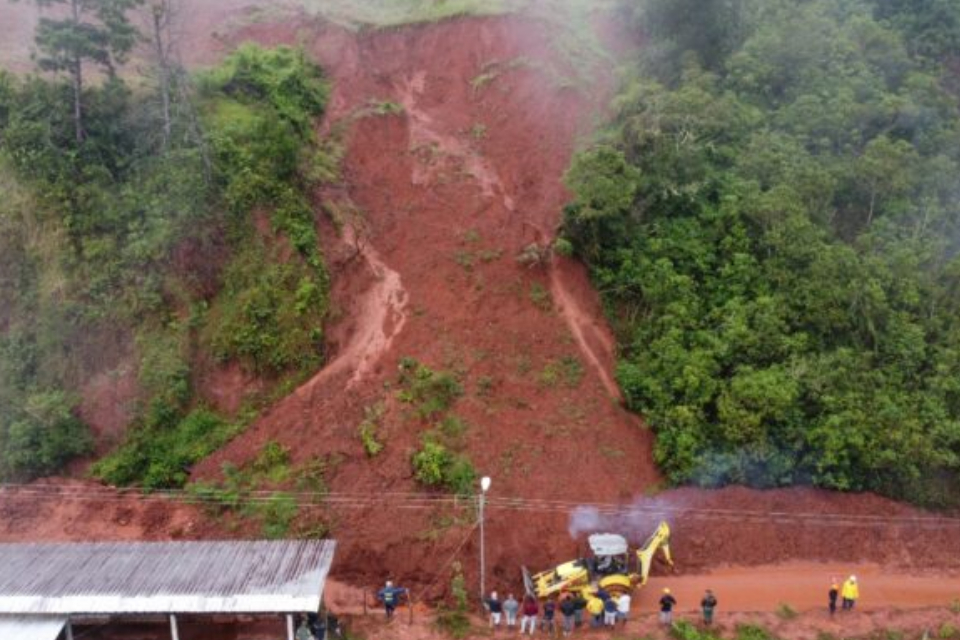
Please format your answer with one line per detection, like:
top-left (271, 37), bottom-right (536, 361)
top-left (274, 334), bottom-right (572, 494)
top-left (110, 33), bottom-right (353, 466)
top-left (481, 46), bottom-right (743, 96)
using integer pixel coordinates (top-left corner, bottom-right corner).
top-left (522, 521), bottom-right (673, 600)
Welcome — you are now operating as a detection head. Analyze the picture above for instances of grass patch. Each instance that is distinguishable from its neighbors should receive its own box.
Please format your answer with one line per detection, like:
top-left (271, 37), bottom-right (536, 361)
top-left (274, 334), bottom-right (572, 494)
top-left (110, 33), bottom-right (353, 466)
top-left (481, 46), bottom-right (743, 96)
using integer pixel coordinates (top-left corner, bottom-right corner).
top-left (187, 441), bottom-right (337, 538)
top-left (302, 0), bottom-right (509, 29)
top-left (358, 401), bottom-right (386, 457)
top-left (774, 603), bottom-right (798, 620)
top-left (354, 98), bottom-right (405, 118)
top-left (539, 355), bottom-right (584, 388)
top-left (397, 357), bottom-right (463, 419)
top-left (529, 282), bottom-right (552, 310)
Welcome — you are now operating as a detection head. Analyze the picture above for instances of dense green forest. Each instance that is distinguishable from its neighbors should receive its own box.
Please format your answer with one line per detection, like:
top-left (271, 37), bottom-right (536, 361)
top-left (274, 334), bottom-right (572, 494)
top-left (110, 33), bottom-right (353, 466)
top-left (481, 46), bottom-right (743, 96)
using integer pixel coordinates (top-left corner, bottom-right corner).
top-left (0, 0), bottom-right (334, 486)
top-left (564, 0), bottom-right (960, 506)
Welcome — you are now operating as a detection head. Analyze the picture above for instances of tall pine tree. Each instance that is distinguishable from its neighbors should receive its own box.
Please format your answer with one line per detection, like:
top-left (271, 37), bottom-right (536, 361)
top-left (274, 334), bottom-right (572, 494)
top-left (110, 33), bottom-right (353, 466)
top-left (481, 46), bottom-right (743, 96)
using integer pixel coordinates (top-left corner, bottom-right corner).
top-left (20, 0), bottom-right (142, 143)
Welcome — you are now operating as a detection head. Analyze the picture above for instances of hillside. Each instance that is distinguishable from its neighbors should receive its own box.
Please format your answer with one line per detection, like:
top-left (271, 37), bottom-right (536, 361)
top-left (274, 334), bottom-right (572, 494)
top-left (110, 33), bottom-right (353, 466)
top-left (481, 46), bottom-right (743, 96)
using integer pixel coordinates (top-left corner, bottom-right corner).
top-left (1, 1), bottom-right (960, 632)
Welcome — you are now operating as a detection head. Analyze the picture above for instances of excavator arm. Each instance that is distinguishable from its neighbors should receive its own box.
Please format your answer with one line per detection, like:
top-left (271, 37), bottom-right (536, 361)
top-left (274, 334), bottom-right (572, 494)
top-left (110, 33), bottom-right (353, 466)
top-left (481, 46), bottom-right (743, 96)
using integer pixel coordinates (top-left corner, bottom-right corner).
top-left (635, 521), bottom-right (673, 585)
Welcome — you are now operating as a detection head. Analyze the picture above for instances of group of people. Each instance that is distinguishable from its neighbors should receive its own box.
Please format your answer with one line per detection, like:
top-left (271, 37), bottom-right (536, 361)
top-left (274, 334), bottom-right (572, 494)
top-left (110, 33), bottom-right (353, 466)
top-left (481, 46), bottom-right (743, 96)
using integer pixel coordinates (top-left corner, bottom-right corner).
top-left (374, 574), bottom-right (861, 630)
top-left (828, 575), bottom-right (861, 614)
top-left (483, 586), bottom-right (693, 635)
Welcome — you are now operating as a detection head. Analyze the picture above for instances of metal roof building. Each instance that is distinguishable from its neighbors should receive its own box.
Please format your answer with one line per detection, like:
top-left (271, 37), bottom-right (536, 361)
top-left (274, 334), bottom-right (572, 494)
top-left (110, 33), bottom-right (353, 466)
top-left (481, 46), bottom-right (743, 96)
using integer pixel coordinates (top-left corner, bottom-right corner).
top-left (0, 540), bottom-right (336, 640)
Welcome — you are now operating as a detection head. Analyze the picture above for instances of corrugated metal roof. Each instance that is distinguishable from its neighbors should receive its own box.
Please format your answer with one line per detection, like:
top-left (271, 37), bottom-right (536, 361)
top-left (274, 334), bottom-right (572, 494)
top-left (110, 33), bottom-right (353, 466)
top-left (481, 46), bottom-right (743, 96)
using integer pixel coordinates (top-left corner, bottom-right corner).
top-left (0, 615), bottom-right (67, 640)
top-left (0, 540), bottom-right (336, 615)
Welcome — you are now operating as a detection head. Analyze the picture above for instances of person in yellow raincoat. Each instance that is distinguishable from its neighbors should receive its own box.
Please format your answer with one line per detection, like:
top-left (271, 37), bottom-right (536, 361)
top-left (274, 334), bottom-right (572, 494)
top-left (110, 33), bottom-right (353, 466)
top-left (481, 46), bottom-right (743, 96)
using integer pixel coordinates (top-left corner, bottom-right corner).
top-left (841, 575), bottom-right (860, 610)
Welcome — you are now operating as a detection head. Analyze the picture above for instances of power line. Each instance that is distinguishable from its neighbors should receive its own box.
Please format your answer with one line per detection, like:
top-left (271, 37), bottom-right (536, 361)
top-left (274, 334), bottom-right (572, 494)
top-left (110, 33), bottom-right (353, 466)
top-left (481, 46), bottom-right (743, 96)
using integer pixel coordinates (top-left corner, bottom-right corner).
top-left (2, 483), bottom-right (960, 529)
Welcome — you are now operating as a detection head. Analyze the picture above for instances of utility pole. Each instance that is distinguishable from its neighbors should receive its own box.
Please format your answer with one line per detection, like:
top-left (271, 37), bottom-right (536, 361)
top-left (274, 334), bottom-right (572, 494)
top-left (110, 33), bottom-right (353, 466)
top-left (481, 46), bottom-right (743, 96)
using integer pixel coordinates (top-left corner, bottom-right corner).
top-left (479, 476), bottom-right (492, 604)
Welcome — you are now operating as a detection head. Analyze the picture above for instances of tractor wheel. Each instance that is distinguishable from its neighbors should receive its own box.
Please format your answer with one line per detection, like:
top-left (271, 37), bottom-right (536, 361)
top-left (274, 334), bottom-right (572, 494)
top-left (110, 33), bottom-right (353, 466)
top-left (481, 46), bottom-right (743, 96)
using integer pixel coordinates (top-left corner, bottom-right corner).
top-left (598, 575), bottom-right (633, 596)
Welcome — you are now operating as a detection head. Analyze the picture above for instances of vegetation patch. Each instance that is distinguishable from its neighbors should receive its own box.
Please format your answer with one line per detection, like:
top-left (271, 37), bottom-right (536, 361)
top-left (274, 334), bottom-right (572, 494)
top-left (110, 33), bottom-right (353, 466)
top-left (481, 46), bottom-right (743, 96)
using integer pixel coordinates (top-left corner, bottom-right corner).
top-left (539, 355), bottom-right (584, 389)
top-left (188, 440), bottom-right (336, 538)
top-left (0, 36), bottom-right (337, 484)
top-left (397, 357), bottom-right (463, 419)
top-left (565, 0), bottom-right (960, 507)
top-left (358, 401), bottom-right (386, 457)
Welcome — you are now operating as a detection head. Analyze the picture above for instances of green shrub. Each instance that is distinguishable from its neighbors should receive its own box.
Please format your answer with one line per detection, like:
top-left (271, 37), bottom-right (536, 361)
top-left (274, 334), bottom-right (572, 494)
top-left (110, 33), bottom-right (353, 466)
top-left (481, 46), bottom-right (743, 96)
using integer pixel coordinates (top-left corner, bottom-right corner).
top-left (436, 561), bottom-right (471, 638)
top-left (412, 439), bottom-right (477, 496)
top-left (774, 603), bottom-right (798, 620)
top-left (202, 44), bottom-right (328, 134)
top-left (0, 390), bottom-right (93, 480)
top-left (358, 402), bottom-right (385, 457)
top-left (735, 624), bottom-right (777, 640)
top-left (397, 358), bottom-right (463, 419)
top-left (539, 356), bottom-right (584, 388)
top-left (94, 409), bottom-right (240, 489)
top-left (940, 623), bottom-right (958, 639)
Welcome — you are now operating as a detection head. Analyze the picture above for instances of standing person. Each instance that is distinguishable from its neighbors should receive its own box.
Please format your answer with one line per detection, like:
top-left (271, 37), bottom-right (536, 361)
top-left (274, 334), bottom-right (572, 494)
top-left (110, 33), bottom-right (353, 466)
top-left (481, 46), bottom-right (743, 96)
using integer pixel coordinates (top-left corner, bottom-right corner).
top-left (828, 582), bottom-right (839, 616)
top-left (541, 597), bottom-right (557, 635)
top-left (841, 576), bottom-right (859, 611)
top-left (571, 593), bottom-right (587, 628)
top-left (504, 593), bottom-right (520, 629)
top-left (485, 591), bottom-right (504, 630)
top-left (586, 596), bottom-right (604, 628)
top-left (701, 589), bottom-right (717, 626)
top-left (659, 588), bottom-right (677, 626)
top-left (376, 581), bottom-right (407, 620)
top-left (520, 594), bottom-right (540, 635)
top-left (559, 594), bottom-right (576, 637)
top-left (295, 619), bottom-right (316, 640)
top-left (616, 592), bottom-right (631, 628)
top-left (602, 595), bottom-right (618, 627)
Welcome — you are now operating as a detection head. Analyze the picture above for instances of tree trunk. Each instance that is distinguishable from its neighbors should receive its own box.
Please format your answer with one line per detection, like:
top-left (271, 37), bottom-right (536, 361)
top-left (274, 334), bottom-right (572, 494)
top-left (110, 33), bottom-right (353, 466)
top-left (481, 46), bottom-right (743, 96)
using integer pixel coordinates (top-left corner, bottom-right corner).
top-left (152, 2), bottom-right (172, 149)
top-left (70, 0), bottom-right (83, 143)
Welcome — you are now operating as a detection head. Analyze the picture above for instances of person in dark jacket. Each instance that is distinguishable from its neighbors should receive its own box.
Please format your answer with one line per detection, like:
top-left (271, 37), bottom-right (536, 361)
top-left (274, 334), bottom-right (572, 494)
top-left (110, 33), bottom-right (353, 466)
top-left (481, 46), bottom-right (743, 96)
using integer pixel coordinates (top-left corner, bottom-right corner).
top-left (541, 597), bottom-right (557, 635)
top-left (572, 594), bottom-right (587, 628)
top-left (485, 591), bottom-right (504, 630)
top-left (376, 581), bottom-right (407, 620)
top-left (559, 594), bottom-right (576, 636)
top-left (829, 583), bottom-right (839, 615)
top-left (659, 588), bottom-right (677, 626)
top-left (602, 596), bottom-right (618, 627)
top-left (701, 589), bottom-right (717, 626)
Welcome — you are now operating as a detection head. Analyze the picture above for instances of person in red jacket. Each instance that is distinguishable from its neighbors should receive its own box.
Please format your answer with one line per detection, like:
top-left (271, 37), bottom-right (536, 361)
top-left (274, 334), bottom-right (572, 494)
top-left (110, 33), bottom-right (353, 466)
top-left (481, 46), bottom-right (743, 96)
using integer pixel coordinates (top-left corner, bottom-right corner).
top-left (520, 595), bottom-right (539, 635)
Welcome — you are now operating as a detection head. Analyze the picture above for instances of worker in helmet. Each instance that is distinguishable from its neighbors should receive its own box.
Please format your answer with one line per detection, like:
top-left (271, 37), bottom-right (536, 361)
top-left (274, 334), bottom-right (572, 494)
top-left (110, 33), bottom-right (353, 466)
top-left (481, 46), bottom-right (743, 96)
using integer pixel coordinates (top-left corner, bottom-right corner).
top-left (841, 575), bottom-right (860, 611)
top-left (659, 588), bottom-right (677, 626)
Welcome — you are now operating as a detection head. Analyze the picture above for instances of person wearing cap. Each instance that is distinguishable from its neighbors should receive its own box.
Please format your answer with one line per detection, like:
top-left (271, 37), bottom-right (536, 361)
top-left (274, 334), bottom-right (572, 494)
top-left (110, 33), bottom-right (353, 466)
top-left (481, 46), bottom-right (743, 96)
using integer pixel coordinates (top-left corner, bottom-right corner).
top-left (841, 575), bottom-right (860, 610)
top-left (701, 589), bottom-right (717, 625)
top-left (659, 588), bottom-right (677, 626)
top-left (828, 582), bottom-right (839, 615)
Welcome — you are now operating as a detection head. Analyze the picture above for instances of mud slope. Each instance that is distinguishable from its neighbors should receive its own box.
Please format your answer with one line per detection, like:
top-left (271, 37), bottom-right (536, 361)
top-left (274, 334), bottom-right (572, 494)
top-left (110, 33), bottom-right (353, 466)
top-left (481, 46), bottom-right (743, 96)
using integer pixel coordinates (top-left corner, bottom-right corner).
top-left (183, 13), bottom-right (660, 590)
top-left (3, 5), bottom-right (960, 602)
top-left (191, 12), bottom-right (960, 591)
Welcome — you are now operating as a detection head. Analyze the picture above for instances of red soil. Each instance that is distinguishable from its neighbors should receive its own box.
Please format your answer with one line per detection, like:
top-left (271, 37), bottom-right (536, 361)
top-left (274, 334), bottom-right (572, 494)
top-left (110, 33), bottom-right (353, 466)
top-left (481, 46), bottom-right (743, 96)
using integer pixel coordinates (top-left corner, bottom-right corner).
top-left (1, 5), bottom-right (960, 635)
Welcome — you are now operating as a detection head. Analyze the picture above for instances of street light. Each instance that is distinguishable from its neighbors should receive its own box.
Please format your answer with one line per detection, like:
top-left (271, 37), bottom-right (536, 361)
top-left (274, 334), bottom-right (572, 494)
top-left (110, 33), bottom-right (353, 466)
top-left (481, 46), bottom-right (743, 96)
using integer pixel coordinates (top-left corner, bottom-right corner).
top-left (479, 476), bottom-right (492, 603)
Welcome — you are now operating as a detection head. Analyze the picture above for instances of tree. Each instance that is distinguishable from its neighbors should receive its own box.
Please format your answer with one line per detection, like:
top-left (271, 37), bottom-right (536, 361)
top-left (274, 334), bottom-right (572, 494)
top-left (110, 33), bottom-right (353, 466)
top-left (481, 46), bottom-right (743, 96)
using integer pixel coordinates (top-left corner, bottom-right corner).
top-left (19, 0), bottom-right (142, 143)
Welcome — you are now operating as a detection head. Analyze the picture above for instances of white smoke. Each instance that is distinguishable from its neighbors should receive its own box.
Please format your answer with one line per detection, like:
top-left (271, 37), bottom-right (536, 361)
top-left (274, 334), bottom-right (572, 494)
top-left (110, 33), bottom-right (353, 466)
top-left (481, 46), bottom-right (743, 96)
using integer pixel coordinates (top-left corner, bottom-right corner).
top-left (567, 494), bottom-right (686, 543)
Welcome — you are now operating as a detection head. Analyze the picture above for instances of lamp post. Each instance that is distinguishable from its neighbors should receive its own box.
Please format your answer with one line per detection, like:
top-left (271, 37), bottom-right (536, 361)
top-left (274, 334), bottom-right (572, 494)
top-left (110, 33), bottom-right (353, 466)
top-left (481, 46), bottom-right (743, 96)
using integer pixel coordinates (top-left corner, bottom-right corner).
top-left (479, 476), bottom-right (492, 603)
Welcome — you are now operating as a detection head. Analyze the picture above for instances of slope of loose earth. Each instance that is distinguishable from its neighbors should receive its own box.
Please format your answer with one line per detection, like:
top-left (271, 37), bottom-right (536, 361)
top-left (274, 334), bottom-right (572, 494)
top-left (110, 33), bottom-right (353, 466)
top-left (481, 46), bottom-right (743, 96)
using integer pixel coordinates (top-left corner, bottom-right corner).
top-left (0, 4), bottom-right (959, 632)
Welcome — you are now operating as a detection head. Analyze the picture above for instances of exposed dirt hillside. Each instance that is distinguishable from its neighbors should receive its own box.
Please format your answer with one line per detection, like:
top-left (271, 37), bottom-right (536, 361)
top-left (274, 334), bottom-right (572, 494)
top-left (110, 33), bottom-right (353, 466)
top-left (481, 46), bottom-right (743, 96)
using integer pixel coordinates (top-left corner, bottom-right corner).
top-left (1, 2), bottom-right (960, 622)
